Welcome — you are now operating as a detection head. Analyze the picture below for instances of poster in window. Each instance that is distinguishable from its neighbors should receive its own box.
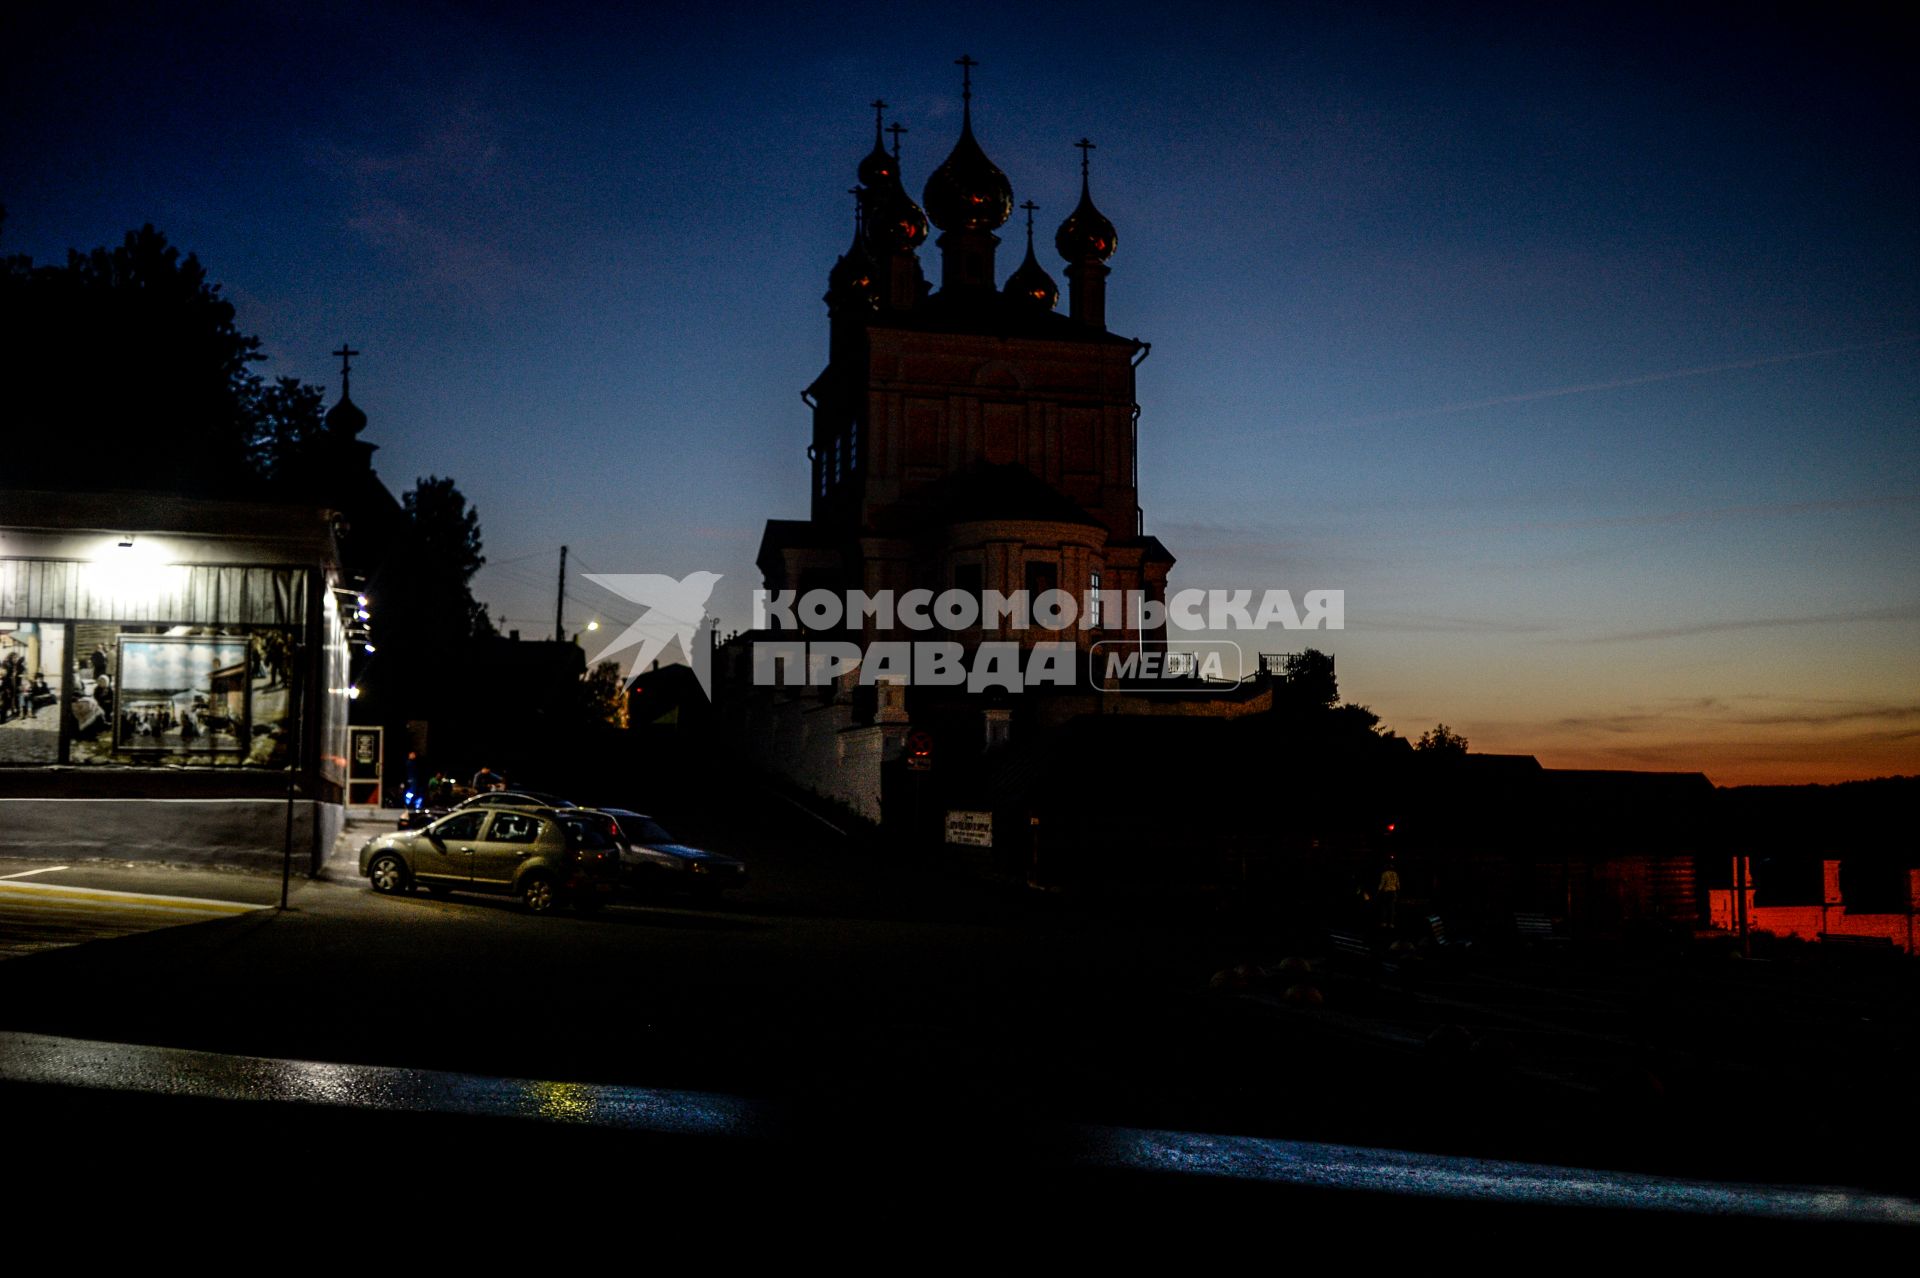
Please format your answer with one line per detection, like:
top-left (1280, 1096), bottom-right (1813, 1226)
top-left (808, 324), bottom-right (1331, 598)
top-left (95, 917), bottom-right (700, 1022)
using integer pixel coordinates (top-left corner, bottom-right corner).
top-left (0, 622), bottom-right (65, 764)
top-left (114, 635), bottom-right (249, 757)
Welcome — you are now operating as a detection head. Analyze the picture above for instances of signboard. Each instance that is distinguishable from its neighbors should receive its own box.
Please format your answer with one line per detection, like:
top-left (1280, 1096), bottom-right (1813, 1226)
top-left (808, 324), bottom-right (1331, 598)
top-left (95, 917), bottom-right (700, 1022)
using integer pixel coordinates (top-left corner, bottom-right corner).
top-left (906, 729), bottom-right (934, 772)
top-left (348, 725), bottom-right (383, 807)
top-left (945, 809), bottom-right (993, 848)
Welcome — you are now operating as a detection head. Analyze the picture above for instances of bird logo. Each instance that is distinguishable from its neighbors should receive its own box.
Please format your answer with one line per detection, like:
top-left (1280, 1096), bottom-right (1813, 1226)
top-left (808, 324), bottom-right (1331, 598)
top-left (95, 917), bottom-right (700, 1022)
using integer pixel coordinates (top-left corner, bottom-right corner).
top-left (583, 571), bottom-right (723, 698)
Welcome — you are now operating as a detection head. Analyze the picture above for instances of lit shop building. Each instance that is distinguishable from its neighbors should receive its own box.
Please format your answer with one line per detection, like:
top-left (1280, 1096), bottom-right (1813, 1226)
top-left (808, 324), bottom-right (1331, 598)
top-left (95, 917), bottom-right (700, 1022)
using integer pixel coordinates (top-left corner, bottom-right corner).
top-left (0, 490), bottom-right (351, 868)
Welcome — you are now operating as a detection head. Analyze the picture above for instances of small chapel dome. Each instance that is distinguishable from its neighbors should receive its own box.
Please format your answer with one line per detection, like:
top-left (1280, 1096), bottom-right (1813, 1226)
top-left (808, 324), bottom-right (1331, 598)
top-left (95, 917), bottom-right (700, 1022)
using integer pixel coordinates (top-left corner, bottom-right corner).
top-left (1054, 185), bottom-right (1117, 263)
top-left (325, 392), bottom-right (367, 438)
top-left (1054, 139), bottom-right (1117, 263)
top-left (1004, 202), bottom-right (1058, 309)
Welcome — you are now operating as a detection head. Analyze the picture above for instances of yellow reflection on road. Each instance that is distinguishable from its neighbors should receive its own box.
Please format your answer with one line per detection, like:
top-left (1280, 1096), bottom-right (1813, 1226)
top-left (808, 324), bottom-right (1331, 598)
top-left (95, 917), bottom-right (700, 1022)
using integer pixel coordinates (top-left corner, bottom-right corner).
top-left (525, 1078), bottom-right (597, 1123)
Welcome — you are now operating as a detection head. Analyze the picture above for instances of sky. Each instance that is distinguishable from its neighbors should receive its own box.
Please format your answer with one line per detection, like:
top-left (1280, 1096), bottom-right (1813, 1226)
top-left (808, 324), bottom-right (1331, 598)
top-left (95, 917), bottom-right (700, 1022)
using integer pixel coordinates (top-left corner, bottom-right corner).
top-left (5, 2), bottom-right (1916, 785)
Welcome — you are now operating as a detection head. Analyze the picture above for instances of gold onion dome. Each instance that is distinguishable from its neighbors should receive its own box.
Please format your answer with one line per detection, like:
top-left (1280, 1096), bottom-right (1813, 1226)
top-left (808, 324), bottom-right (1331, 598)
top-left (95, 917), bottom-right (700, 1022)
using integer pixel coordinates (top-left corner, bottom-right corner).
top-left (1004, 201), bottom-right (1058, 309)
top-left (828, 199), bottom-right (881, 309)
top-left (865, 177), bottom-right (929, 254)
top-left (922, 57), bottom-right (1012, 232)
top-left (857, 99), bottom-right (898, 188)
top-left (828, 234), bottom-right (880, 309)
top-left (1054, 138), bottom-right (1117, 262)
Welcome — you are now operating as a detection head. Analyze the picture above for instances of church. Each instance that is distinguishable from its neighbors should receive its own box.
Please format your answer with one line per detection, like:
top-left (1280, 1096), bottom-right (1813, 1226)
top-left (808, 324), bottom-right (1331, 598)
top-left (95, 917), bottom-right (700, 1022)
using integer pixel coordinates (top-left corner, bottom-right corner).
top-left (710, 63), bottom-right (1730, 937)
top-left (716, 60), bottom-right (1297, 846)
top-left (758, 62), bottom-right (1174, 658)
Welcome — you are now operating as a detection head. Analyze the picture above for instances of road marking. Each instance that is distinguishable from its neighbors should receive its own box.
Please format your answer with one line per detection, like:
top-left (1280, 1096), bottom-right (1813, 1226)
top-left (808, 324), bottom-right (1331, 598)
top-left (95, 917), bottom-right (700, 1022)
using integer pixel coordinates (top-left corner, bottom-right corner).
top-left (0, 880), bottom-right (262, 913)
top-left (0, 881), bottom-right (266, 960)
top-left (0, 866), bottom-right (69, 879)
top-left (0, 889), bottom-right (255, 914)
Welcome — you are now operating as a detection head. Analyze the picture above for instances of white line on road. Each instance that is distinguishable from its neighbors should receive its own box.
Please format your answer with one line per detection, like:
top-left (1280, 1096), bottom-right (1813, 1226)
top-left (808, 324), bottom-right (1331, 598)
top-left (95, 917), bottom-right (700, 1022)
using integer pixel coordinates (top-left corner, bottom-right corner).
top-left (0, 866), bottom-right (69, 879)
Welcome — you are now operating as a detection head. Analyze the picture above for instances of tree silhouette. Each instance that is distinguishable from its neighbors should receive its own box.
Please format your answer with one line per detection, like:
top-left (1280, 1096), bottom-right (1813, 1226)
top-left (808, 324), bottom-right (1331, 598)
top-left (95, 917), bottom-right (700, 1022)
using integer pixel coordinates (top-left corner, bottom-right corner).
top-left (1415, 723), bottom-right (1469, 754)
top-left (0, 224), bottom-right (309, 495)
top-left (378, 476), bottom-right (494, 667)
top-left (581, 660), bottom-right (629, 729)
top-left (1277, 648), bottom-right (1340, 709)
top-left (248, 376), bottom-right (330, 483)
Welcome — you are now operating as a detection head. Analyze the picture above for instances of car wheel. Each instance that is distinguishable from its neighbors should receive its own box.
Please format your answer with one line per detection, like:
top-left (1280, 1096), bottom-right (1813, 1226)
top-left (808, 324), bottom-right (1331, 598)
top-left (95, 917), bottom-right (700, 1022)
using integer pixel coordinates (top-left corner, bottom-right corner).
top-left (519, 873), bottom-right (557, 914)
top-left (368, 854), bottom-right (410, 895)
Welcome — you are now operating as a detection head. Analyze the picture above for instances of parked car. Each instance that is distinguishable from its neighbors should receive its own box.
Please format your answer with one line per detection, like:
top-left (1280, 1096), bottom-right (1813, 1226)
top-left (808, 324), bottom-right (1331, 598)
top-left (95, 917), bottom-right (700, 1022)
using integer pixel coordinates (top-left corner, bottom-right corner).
top-left (360, 807), bottom-right (618, 913)
top-left (453, 789), bottom-right (577, 811)
top-left (397, 788), bottom-right (577, 830)
top-left (396, 800), bottom-right (450, 830)
top-left (592, 808), bottom-right (747, 900)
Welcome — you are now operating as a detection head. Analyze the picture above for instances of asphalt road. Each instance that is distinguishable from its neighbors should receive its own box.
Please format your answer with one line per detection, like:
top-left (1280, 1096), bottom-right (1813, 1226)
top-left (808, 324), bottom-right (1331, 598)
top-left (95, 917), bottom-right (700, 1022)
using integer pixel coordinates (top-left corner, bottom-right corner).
top-left (0, 863), bottom-right (267, 959)
top-left (0, 796), bottom-right (1915, 1230)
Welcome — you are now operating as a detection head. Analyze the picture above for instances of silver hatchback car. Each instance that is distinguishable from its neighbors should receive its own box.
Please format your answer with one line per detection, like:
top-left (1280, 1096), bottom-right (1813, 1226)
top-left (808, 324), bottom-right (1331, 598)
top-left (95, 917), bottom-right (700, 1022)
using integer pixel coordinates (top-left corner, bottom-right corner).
top-left (359, 806), bottom-right (619, 913)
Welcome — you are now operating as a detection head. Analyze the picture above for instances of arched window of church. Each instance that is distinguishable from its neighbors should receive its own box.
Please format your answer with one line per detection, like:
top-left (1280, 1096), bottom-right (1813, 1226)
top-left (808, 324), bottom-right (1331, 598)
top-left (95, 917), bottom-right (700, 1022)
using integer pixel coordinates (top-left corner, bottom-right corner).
top-left (1088, 570), bottom-right (1102, 628)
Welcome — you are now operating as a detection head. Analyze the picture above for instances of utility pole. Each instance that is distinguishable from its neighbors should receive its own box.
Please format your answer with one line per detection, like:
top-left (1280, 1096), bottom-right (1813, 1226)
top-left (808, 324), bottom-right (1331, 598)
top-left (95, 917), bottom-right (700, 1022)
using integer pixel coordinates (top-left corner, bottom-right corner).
top-left (280, 639), bottom-right (304, 910)
top-left (556, 544), bottom-right (568, 641)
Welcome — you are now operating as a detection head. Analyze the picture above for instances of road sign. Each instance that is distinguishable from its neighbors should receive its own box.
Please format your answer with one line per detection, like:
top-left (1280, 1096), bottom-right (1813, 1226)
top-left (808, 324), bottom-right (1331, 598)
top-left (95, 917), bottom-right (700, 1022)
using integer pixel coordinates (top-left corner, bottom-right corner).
top-left (906, 729), bottom-right (933, 772)
top-left (945, 809), bottom-right (992, 847)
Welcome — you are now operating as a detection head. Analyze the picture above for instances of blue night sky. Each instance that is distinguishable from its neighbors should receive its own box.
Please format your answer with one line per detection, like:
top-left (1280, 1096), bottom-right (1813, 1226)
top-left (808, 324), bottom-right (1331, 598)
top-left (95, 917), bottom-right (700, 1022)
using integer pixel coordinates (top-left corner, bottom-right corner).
top-left (6, 3), bottom-right (1916, 783)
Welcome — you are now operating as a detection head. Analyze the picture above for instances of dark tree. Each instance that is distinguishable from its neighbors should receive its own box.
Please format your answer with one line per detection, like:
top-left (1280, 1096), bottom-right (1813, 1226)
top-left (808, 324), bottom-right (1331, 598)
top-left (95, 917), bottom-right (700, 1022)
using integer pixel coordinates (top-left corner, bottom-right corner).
top-left (1415, 723), bottom-right (1469, 754)
top-left (248, 375), bottom-right (331, 482)
top-left (581, 660), bottom-right (630, 729)
top-left (1278, 648), bottom-right (1340, 709)
top-left (1329, 701), bottom-right (1386, 736)
top-left (375, 476), bottom-right (495, 674)
top-left (0, 224), bottom-right (307, 495)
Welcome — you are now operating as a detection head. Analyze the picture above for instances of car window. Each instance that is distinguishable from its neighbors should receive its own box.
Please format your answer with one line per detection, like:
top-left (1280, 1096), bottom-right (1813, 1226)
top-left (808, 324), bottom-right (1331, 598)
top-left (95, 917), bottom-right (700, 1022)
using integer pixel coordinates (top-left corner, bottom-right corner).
top-left (625, 818), bottom-right (674, 844)
top-left (562, 818), bottom-right (614, 850)
top-left (433, 811), bottom-right (486, 841)
top-left (489, 811), bottom-right (542, 844)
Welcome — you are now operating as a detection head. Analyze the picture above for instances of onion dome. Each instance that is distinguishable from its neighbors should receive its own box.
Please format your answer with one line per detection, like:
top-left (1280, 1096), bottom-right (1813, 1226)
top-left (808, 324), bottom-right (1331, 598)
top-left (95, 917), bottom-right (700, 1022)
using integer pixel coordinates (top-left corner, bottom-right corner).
top-left (865, 176), bottom-right (929, 254)
top-left (827, 204), bottom-right (881, 311)
top-left (1054, 138), bottom-right (1117, 263)
top-left (857, 99), bottom-right (897, 188)
top-left (324, 393), bottom-right (367, 438)
top-left (324, 343), bottom-right (367, 436)
top-left (921, 57), bottom-right (1013, 232)
top-left (1003, 201), bottom-right (1058, 309)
